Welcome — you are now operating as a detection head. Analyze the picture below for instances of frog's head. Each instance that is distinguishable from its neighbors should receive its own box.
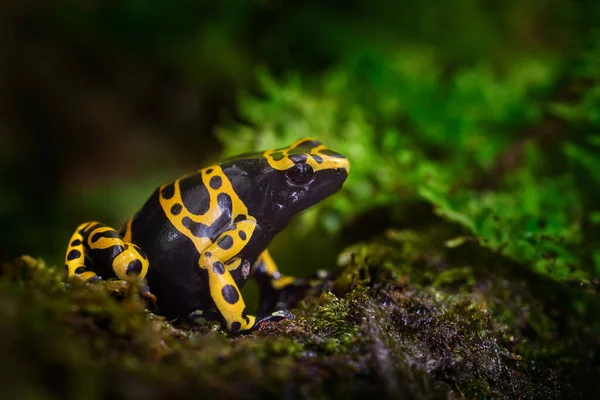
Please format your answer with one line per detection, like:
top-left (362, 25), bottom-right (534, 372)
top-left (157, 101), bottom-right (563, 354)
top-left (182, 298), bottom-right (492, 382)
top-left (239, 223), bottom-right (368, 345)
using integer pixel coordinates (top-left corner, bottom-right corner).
top-left (221, 138), bottom-right (350, 233)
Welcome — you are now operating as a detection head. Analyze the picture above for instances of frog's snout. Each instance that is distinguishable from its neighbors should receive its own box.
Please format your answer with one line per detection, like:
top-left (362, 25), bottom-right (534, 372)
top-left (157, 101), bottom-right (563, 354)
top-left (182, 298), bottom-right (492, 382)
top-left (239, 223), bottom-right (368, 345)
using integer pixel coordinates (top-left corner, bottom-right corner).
top-left (338, 157), bottom-right (350, 175)
top-left (324, 150), bottom-right (350, 175)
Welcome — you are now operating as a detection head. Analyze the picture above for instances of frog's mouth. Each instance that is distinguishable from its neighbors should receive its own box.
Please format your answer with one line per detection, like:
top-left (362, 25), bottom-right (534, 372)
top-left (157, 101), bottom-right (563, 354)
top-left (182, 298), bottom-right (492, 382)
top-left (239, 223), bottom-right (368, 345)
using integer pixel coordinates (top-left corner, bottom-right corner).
top-left (313, 167), bottom-right (349, 197)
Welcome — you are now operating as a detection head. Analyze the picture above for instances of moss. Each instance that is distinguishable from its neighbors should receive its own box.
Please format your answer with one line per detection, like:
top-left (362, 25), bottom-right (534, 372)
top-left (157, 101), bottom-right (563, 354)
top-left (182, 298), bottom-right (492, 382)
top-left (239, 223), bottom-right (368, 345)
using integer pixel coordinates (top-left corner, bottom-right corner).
top-left (1, 233), bottom-right (598, 400)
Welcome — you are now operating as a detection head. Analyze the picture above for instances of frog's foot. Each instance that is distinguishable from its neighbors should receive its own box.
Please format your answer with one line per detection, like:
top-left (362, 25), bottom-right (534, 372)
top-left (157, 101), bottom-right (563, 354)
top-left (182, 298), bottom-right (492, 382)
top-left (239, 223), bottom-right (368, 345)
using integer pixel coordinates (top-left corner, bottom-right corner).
top-left (187, 309), bottom-right (221, 325)
top-left (186, 308), bottom-right (292, 333)
top-left (99, 279), bottom-right (154, 303)
top-left (252, 309), bottom-right (294, 330)
top-left (65, 221), bottom-right (150, 284)
top-left (256, 269), bottom-right (333, 317)
top-left (64, 272), bottom-right (102, 290)
top-left (139, 284), bottom-right (158, 307)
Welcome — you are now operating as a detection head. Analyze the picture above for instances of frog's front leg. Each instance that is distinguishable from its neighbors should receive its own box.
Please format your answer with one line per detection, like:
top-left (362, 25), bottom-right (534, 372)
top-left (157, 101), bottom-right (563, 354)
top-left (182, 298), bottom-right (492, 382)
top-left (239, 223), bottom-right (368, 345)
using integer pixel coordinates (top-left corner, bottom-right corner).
top-left (253, 249), bottom-right (331, 317)
top-left (198, 220), bottom-right (292, 333)
top-left (65, 221), bottom-right (153, 300)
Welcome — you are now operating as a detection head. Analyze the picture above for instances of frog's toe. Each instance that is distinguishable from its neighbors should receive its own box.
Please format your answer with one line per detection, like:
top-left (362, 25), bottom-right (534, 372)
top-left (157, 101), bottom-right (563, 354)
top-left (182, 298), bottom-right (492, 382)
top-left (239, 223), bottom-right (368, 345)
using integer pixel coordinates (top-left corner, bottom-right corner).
top-left (139, 284), bottom-right (158, 306)
top-left (307, 269), bottom-right (335, 288)
top-left (289, 269), bottom-right (333, 289)
top-left (254, 309), bottom-right (294, 329)
top-left (314, 269), bottom-right (332, 280)
top-left (65, 273), bottom-right (102, 289)
top-left (187, 309), bottom-right (221, 325)
top-left (270, 309), bottom-right (294, 320)
top-left (257, 272), bottom-right (334, 316)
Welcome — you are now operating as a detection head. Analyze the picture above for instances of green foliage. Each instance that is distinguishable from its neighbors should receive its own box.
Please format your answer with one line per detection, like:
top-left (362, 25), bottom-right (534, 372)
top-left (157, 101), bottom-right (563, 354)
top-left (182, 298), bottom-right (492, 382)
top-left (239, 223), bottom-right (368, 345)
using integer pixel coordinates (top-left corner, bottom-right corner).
top-left (549, 33), bottom-right (600, 277)
top-left (421, 144), bottom-right (586, 280)
top-left (217, 45), bottom-right (600, 281)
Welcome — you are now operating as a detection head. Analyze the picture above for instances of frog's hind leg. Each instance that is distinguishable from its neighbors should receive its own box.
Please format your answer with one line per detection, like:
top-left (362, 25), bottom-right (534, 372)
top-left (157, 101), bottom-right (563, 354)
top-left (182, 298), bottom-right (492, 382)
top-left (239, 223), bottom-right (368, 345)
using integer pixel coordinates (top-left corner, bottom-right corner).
top-left (253, 249), bottom-right (331, 317)
top-left (65, 221), bottom-right (150, 285)
top-left (65, 222), bottom-right (102, 282)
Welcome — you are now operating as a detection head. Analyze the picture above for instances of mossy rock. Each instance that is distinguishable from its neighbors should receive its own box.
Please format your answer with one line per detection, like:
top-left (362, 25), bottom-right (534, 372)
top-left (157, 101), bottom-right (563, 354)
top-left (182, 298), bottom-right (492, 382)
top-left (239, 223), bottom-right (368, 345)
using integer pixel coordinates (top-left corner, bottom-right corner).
top-left (0, 229), bottom-right (597, 399)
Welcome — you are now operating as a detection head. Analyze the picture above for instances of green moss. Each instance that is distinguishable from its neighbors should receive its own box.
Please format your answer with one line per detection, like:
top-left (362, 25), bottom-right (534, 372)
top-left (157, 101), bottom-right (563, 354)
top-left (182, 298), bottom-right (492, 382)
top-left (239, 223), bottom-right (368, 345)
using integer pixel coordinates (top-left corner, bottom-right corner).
top-left (213, 39), bottom-right (599, 284)
top-left (1, 231), bottom-right (598, 399)
top-left (303, 289), bottom-right (367, 354)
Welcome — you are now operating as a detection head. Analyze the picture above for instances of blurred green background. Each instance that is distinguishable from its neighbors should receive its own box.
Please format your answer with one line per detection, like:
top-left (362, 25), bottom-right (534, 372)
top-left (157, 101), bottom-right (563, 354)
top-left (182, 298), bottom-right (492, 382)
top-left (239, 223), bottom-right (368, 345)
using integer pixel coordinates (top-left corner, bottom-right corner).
top-left (1, 0), bottom-right (599, 288)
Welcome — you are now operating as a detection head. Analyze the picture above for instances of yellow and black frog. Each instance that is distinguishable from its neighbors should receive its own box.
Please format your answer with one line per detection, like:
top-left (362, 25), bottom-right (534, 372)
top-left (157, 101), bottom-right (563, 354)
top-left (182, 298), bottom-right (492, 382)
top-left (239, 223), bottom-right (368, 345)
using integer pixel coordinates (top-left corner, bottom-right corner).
top-left (64, 138), bottom-right (350, 333)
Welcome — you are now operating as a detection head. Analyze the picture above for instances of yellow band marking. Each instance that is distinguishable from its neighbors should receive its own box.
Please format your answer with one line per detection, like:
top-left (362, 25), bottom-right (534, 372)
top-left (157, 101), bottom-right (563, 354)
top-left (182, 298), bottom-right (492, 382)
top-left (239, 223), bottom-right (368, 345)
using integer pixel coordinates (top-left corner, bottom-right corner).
top-left (111, 244), bottom-right (149, 280)
top-left (78, 271), bottom-right (97, 281)
top-left (263, 137), bottom-right (350, 173)
top-left (158, 166), bottom-right (254, 255)
top-left (122, 217), bottom-right (133, 242)
top-left (256, 249), bottom-right (297, 290)
top-left (87, 226), bottom-right (124, 250)
top-left (272, 276), bottom-right (296, 290)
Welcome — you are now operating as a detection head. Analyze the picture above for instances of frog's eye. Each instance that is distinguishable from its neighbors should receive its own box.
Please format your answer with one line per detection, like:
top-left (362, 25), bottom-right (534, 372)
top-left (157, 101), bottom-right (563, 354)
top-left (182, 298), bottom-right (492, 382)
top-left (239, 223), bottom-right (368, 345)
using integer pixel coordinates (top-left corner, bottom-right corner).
top-left (286, 163), bottom-right (314, 184)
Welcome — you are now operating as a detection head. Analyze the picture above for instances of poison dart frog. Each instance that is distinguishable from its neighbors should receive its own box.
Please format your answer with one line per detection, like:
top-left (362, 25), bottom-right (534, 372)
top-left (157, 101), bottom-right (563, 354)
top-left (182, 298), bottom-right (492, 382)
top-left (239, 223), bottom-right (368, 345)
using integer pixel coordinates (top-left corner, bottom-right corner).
top-left (64, 138), bottom-right (350, 333)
